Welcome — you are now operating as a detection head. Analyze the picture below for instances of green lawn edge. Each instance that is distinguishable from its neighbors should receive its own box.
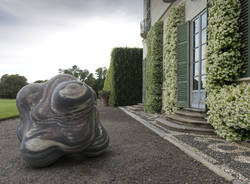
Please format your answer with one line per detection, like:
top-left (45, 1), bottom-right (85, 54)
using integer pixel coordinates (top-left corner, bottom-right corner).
top-left (0, 99), bottom-right (19, 121)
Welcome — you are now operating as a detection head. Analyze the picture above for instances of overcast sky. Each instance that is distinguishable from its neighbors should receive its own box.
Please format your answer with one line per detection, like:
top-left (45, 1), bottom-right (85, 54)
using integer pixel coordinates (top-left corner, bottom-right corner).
top-left (0, 0), bottom-right (143, 82)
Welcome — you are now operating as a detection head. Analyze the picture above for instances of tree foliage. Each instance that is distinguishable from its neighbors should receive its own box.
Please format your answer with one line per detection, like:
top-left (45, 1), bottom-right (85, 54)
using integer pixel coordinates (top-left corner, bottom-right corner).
top-left (0, 74), bottom-right (28, 99)
top-left (34, 80), bottom-right (48, 83)
top-left (59, 65), bottom-right (107, 96)
top-left (95, 67), bottom-right (107, 80)
top-left (59, 65), bottom-right (89, 82)
top-left (95, 67), bottom-right (107, 96)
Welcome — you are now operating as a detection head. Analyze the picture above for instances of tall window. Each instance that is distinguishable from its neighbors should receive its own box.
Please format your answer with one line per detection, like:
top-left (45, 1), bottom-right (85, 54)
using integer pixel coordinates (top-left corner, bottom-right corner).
top-left (192, 11), bottom-right (207, 91)
top-left (146, 0), bottom-right (151, 31)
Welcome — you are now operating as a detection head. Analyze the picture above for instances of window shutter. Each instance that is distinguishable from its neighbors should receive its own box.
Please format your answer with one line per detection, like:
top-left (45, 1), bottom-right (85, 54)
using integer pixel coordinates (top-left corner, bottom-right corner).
top-left (177, 22), bottom-right (190, 108)
top-left (239, 0), bottom-right (249, 77)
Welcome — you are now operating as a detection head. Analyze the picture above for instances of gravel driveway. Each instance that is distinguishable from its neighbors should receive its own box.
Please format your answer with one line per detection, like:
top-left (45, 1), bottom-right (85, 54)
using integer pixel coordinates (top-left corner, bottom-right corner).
top-left (0, 106), bottom-right (231, 184)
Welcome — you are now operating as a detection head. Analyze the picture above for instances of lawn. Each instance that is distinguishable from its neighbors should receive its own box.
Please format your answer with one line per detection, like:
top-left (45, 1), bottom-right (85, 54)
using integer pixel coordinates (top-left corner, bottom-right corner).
top-left (0, 99), bottom-right (19, 120)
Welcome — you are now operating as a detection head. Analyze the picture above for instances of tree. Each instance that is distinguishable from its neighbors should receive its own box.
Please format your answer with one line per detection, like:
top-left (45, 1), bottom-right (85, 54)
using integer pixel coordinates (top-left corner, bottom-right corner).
top-left (34, 80), bottom-right (48, 83)
top-left (59, 65), bottom-right (89, 82)
top-left (0, 74), bottom-right (28, 98)
top-left (95, 67), bottom-right (107, 81)
top-left (95, 67), bottom-right (107, 95)
top-left (59, 65), bottom-right (107, 96)
top-left (85, 73), bottom-right (96, 90)
top-left (59, 65), bottom-right (96, 92)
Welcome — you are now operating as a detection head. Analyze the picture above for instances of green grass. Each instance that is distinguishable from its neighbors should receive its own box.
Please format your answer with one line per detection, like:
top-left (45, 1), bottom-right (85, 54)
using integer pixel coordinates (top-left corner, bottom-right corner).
top-left (0, 99), bottom-right (19, 120)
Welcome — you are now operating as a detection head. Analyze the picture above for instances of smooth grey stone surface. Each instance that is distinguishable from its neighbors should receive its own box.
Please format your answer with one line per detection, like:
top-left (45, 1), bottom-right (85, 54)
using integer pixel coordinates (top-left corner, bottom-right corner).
top-left (16, 74), bottom-right (109, 167)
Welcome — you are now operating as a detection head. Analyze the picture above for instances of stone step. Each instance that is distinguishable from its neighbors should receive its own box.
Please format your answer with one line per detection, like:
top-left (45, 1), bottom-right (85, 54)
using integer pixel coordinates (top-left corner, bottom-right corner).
top-left (183, 108), bottom-right (206, 113)
top-left (127, 106), bottom-right (144, 112)
top-left (164, 114), bottom-right (213, 129)
top-left (133, 104), bottom-right (144, 109)
top-left (155, 118), bottom-right (215, 135)
top-left (175, 110), bottom-right (205, 119)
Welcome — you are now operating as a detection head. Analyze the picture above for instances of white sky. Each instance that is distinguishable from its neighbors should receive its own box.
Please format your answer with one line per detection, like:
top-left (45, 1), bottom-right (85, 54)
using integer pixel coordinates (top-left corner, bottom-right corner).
top-left (0, 0), bottom-right (143, 82)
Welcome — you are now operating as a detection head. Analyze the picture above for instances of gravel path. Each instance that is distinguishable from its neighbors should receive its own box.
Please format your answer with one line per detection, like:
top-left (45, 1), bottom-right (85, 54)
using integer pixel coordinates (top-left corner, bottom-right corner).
top-left (0, 107), bottom-right (231, 184)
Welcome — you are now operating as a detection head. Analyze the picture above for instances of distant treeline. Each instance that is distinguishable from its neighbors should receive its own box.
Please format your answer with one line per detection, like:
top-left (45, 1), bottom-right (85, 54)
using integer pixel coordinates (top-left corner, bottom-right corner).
top-left (0, 66), bottom-right (107, 99)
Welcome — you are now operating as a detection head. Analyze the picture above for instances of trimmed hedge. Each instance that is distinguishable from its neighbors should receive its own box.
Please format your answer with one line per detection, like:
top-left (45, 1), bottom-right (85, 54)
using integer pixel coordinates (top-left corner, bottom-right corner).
top-left (145, 21), bottom-right (163, 113)
top-left (162, 3), bottom-right (185, 113)
top-left (103, 62), bottom-right (114, 102)
top-left (206, 0), bottom-right (249, 141)
top-left (103, 47), bottom-right (143, 106)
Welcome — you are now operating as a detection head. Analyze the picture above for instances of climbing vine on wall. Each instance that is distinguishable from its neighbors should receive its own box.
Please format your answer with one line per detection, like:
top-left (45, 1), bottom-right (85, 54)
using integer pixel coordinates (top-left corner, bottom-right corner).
top-left (206, 0), bottom-right (249, 141)
top-left (145, 21), bottom-right (163, 113)
top-left (206, 0), bottom-right (242, 92)
top-left (163, 3), bottom-right (185, 113)
top-left (206, 83), bottom-right (250, 141)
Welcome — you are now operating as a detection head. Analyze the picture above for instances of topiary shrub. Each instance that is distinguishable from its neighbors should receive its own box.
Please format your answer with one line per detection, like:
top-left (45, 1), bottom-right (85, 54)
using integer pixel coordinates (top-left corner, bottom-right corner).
top-left (162, 3), bottom-right (185, 114)
top-left (206, 83), bottom-right (250, 141)
top-left (103, 47), bottom-right (143, 106)
top-left (145, 21), bottom-right (163, 113)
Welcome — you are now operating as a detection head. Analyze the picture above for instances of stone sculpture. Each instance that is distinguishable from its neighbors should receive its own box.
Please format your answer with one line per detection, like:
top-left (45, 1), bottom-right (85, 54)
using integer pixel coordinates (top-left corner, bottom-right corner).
top-left (16, 74), bottom-right (109, 167)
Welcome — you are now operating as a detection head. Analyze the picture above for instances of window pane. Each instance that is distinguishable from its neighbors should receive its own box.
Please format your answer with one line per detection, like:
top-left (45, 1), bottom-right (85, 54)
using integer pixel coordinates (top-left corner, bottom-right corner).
top-left (194, 48), bottom-right (199, 62)
top-left (193, 76), bottom-right (199, 90)
top-left (201, 60), bottom-right (206, 75)
top-left (194, 62), bottom-right (199, 76)
top-left (194, 19), bottom-right (199, 33)
top-left (201, 29), bottom-right (206, 44)
top-left (201, 12), bottom-right (207, 29)
top-left (201, 44), bottom-right (206, 59)
top-left (201, 75), bottom-right (206, 89)
top-left (195, 34), bottom-right (199, 47)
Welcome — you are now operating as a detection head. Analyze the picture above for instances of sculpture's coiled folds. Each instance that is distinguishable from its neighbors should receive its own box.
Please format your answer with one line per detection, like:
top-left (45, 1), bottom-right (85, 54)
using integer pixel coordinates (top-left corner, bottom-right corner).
top-left (16, 74), bottom-right (109, 167)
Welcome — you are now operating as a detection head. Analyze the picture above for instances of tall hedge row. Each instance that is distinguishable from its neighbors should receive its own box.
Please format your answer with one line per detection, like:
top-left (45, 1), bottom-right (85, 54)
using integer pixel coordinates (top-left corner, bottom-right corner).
top-left (145, 21), bottom-right (163, 113)
top-left (103, 47), bottom-right (143, 106)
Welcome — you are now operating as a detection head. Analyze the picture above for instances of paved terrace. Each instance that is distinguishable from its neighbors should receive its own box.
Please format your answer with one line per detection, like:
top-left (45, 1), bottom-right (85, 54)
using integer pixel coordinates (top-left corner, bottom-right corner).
top-left (0, 106), bottom-right (242, 184)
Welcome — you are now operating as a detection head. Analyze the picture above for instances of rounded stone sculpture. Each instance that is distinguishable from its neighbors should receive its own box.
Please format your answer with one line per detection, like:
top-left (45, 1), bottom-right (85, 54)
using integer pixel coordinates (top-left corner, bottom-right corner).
top-left (16, 74), bottom-right (109, 167)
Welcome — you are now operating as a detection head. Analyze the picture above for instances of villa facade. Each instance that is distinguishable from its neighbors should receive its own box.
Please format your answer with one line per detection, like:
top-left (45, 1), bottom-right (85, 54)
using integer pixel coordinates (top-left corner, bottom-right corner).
top-left (141, 0), bottom-right (249, 111)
